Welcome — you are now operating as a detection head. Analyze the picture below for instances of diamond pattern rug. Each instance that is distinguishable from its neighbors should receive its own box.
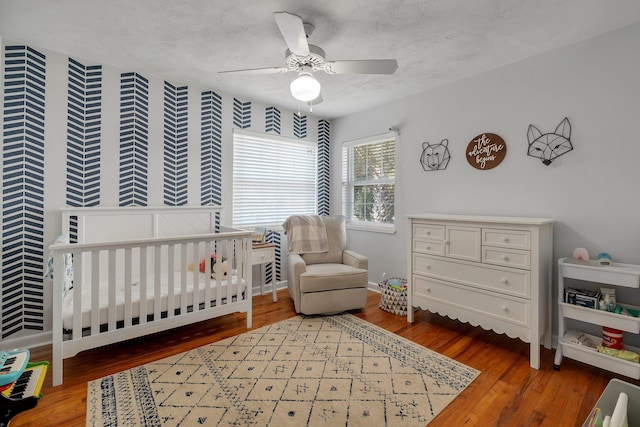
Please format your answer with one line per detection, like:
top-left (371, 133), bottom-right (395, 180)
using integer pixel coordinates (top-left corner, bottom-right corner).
top-left (86, 313), bottom-right (479, 426)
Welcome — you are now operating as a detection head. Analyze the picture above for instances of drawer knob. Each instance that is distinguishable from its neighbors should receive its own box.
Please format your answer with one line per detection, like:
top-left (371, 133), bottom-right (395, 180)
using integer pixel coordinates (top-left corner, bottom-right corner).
top-left (426, 245), bottom-right (431, 250)
top-left (502, 255), bottom-right (509, 261)
top-left (502, 237), bottom-right (509, 242)
top-left (425, 264), bottom-right (431, 269)
top-left (502, 278), bottom-right (509, 285)
top-left (501, 306), bottom-right (509, 312)
top-left (426, 231), bottom-right (431, 235)
top-left (425, 287), bottom-right (431, 293)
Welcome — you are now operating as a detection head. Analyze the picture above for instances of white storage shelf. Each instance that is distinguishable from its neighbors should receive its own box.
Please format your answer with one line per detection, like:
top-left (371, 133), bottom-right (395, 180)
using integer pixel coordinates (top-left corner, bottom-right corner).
top-left (555, 257), bottom-right (640, 378)
top-left (561, 259), bottom-right (640, 288)
top-left (559, 302), bottom-right (640, 333)
top-left (560, 333), bottom-right (640, 379)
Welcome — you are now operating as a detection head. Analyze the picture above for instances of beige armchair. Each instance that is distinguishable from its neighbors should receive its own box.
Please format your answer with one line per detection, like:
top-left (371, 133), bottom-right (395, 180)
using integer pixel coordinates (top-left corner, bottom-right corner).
top-left (284, 215), bottom-right (368, 315)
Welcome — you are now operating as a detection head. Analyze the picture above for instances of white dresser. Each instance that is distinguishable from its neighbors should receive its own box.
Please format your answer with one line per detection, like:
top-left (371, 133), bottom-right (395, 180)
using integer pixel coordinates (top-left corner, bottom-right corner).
top-left (407, 214), bottom-right (554, 369)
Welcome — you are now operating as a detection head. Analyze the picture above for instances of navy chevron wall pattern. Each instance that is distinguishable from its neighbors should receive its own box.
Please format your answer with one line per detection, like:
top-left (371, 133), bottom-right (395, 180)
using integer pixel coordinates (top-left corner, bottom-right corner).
top-left (66, 58), bottom-right (102, 208)
top-left (293, 113), bottom-right (307, 139)
top-left (2, 45), bottom-right (46, 338)
top-left (0, 42), bottom-right (330, 344)
top-left (119, 72), bottom-right (149, 206)
top-left (317, 119), bottom-right (330, 216)
top-left (265, 106), bottom-right (281, 134)
top-left (233, 98), bottom-right (251, 129)
top-left (265, 230), bottom-right (282, 283)
top-left (163, 82), bottom-right (189, 206)
top-left (200, 90), bottom-right (222, 211)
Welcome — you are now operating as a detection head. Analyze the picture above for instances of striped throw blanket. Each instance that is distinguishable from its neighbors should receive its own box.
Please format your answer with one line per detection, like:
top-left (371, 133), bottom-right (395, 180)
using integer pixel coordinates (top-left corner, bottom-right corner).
top-left (282, 215), bottom-right (328, 254)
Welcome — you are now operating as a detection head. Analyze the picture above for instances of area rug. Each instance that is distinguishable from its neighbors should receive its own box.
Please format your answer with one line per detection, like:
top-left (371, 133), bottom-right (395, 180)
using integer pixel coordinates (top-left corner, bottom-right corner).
top-left (86, 314), bottom-right (479, 426)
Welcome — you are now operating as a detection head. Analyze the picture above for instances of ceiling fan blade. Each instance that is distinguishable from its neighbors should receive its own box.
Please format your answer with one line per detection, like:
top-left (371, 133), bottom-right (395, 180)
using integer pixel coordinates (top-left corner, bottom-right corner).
top-left (218, 66), bottom-right (290, 75)
top-left (273, 12), bottom-right (310, 57)
top-left (323, 59), bottom-right (398, 75)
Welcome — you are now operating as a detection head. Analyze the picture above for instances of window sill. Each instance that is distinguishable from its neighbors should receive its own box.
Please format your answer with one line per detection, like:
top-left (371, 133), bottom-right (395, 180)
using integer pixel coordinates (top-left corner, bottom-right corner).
top-left (346, 221), bottom-right (396, 234)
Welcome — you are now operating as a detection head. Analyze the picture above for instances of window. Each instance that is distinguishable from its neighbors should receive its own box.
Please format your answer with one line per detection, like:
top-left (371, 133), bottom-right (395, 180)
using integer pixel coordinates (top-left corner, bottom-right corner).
top-left (342, 133), bottom-right (396, 232)
top-left (233, 129), bottom-right (317, 227)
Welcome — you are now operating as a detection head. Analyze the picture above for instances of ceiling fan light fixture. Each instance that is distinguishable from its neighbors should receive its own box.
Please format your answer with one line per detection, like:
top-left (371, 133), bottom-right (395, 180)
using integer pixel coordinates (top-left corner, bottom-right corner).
top-left (290, 71), bottom-right (321, 102)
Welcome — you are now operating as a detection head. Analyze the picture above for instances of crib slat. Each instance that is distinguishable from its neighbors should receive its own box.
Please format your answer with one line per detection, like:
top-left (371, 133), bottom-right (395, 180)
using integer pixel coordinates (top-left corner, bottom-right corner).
top-left (90, 250), bottom-right (100, 335)
top-left (192, 242), bottom-right (201, 312)
top-left (124, 248), bottom-right (133, 328)
top-left (167, 244), bottom-right (175, 318)
top-left (108, 249), bottom-right (117, 331)
top-left (139, 247), bottom-right (148, 325)
top-left (238, 239), bottom-right (245, 303)
top-left (180, 243), bottom-right (188, 315)
top-left (226, 238), bottom-right (234, 302)
top-left (72, 251), bottom-right (83, 340)
top-left (206, 241), bottom-right (214, 309)
top-left (154, 244), bottom-right (162, 320)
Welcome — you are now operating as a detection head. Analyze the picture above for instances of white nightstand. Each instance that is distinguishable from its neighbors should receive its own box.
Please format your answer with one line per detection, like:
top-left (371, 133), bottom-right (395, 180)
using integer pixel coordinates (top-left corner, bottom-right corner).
top-left (252, 243), bottom-right (277, 302)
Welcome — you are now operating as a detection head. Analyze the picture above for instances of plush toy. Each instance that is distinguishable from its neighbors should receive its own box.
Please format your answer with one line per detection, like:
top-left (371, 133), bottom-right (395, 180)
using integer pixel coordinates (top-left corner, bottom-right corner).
top-left (199, 254), bottom-right (228, 278)
top-left (212, 260), bottom-right (228, 279)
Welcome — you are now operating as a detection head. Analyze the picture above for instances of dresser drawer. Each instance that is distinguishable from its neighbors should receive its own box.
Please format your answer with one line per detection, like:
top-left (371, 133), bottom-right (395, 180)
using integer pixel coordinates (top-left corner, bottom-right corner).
top-left (412, 238), bottom-right (445, 256)
top-left (413, 223), bottom-right (445, 241)
top-left (252, 247), bottom-right (275, 264)
top-left (412, 275), bottom-right (530, 326)
top-left (413, 254), bottom-right (530, 298)
top-left (482, 247), bottom-right (530, 270)
top-left (482, 228), bottom-right (530, 250)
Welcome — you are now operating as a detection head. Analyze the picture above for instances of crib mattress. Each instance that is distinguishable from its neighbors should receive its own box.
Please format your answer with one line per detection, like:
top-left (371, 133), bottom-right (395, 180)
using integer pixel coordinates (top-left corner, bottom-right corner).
top-left (62, 272), bottom-right (245, 330)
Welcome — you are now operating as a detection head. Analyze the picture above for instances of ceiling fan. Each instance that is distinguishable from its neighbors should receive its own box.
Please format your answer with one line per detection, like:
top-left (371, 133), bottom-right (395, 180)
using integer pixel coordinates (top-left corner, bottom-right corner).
top-left (219, 11), bottom-right (398, 104)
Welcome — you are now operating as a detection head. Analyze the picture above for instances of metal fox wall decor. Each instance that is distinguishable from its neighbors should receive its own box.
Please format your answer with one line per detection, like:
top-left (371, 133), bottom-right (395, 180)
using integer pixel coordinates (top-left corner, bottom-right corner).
top-left (527, 117), bottom-right (573, 166)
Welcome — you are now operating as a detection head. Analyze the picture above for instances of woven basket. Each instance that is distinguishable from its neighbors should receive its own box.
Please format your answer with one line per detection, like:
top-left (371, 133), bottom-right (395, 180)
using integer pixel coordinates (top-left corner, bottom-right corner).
top-left (378, 278), bottom-right (408, 316)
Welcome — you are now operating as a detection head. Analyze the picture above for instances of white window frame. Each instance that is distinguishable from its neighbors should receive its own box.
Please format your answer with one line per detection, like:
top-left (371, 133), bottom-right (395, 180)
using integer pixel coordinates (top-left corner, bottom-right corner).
top-left (342, 132), bottom-right (396, 233)
top-left (232, 129), bottom-right (317, 228)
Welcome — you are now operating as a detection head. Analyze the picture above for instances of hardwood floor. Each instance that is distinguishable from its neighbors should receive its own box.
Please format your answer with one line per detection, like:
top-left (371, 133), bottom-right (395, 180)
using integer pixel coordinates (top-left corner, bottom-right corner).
top-left (12, 290), bottom-right (637, 426)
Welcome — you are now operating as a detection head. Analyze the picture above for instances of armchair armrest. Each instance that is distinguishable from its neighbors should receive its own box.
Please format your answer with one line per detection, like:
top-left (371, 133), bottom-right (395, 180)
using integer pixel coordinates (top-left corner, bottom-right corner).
top-left (343, 249), bottom-right (368, 270)
top-left (287, 254), bottom-right (307, 312)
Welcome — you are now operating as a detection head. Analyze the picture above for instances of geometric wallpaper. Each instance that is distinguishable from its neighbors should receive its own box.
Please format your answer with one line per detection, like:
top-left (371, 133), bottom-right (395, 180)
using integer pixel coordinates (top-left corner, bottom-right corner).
top-left (119, 72), bottom-right (149, 207)
top-left (265, 106), bottom-right (280, 134)
top-left (163, 81), bottom-right (189, 206)
top-left (1, 45), bottom-right (47, 338)
top-left (0, 44), bottom-right (330, 340)
top-left (200, 90), bottom-right (223, 210)
top-left (294, 112), bottom-right (307, 139)
top-left (233, 97), bottom-right (251, 129)
top-left (66, 58), bottom-right (102, 208)
top-left (317, 119), bottom-right (331, 216)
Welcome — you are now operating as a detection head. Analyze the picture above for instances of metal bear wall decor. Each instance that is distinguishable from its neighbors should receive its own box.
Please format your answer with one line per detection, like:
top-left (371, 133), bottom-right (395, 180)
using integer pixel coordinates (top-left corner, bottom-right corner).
top-left (420, 139), bottom-right (451, 171)
top-left (527, 117), bottom-right (573, 165)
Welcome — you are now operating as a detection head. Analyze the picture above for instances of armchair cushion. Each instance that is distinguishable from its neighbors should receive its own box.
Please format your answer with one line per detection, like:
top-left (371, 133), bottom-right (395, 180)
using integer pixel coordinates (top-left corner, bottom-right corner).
top-left (300, 263), bottom-right (368, 293)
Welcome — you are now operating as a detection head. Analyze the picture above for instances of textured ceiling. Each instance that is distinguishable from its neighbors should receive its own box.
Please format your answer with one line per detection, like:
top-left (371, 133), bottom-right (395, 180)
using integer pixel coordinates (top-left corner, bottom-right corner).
top-left (2, 0), bottom-right (640, 119)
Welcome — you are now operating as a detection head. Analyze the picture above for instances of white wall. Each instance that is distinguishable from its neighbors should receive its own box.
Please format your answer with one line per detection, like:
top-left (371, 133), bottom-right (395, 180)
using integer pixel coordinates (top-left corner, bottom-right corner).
top-left (331, 23), bottom-right (640, 339)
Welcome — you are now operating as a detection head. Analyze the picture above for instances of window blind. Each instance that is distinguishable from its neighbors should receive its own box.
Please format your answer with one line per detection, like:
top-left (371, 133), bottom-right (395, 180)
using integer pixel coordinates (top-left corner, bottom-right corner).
top-left (233, 129), bottom-right (317, 227)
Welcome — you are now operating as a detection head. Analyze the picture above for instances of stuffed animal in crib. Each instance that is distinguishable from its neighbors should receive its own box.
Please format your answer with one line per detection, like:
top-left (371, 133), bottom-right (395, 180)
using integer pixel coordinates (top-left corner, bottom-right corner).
top-left (198, 254), bottom-right (228, 279)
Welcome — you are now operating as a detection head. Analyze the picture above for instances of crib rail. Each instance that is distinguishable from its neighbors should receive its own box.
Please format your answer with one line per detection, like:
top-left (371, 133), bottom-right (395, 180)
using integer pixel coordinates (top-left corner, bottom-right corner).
top-left (50, 228), bottom-right (252, 386)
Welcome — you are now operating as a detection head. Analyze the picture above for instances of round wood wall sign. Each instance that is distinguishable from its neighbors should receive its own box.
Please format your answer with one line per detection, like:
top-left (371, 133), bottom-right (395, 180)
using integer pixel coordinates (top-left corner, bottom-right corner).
top-left (466, 133), bottom-right (507, 170)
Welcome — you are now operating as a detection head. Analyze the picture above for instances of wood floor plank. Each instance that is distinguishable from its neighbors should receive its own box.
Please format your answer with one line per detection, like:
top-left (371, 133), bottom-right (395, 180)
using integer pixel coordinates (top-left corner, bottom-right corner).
top-left (10, 290), bottom-right (639, 426)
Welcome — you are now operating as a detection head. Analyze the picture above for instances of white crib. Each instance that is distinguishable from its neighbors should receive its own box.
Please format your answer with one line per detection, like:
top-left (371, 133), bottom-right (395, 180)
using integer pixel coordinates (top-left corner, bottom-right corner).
top-left (49, 206), bottom-right (252, 386)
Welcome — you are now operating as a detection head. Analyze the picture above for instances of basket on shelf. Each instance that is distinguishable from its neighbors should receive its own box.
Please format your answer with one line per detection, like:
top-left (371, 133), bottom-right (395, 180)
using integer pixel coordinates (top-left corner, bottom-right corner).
top-left (378, 277), bottom-right (408, 316)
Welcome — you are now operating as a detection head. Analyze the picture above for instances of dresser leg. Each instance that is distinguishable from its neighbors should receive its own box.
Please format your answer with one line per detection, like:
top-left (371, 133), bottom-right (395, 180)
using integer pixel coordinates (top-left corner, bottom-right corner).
top-left (530, 338), bottom-right (541, 369)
